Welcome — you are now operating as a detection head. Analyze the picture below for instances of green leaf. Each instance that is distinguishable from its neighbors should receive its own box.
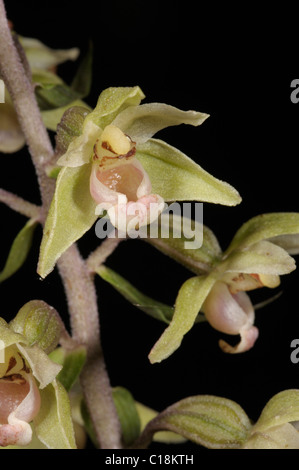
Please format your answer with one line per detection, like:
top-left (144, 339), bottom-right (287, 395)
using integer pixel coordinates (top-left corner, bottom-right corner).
top-left (85, 86), bottom-right (145, 130)
top-left (112, 387), bottom-right (141, 446)
top-left (147, 214), bottom-right (222, 275)
top-left (38, 164), bottom-right (97, 278)
top-left (135, 402), bottom-right (186, 444)
top-left (55, 346), bottom-right (86, 392)
top-left (149, 274), bottom-right (217, 364)
top-left (34, 379), bottom-right (77, 449)
top-left (71, 41), bottom-right (93, 98)
top-left (253, 390), bottom-right (299, 434)
top-left (268, 233), bottom-right (299, 255)
top-left (226, 213), bottom-right (299, 254)
top-left (80, 399), bottom-right (99, 448)
top-left (0, 219), bottom-right (37, 283)
top-left (220, 240), bottom-right (296, 276)
top-left (96, 265), bottom-right (174, 324)
top-left (10, 300), bottom-right (62, 354)
top-left (136, 139), bottom-right (241, 206)
top-left (35, 82), bottom-right (83, 111)
top-left (143, 395), bottom-right (252, 449)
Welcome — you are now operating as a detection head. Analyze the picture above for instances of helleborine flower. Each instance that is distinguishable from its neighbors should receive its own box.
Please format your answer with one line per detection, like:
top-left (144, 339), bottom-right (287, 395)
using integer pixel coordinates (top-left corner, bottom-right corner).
top-left (56, 104), bottom-right (206, 232)
top-left (0, 35), bottom-right (80, 153)
top-left (55, 86), bottom-right (240, 232)
top-left (148, 213), bottom-right (299, 364)
top-left (37, 86), bottom-right (241, 279)
top-left (0, 302), bottom-right (76, 449)
top-left (201, 272), bottom-right (279, 354)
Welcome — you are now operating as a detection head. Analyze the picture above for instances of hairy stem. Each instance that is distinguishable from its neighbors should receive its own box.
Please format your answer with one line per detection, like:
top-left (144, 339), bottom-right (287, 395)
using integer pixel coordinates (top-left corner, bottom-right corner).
top-left (0, 1), bottom-right (122, 449)
top-left (0, 188), bottom-right (41, 220)
top-left (57, 245), bottom-right (122, 448)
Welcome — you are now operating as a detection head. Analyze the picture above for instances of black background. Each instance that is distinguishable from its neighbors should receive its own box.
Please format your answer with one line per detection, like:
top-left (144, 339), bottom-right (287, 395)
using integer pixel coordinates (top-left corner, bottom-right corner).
top-left (1, 0), bottom-right (299, 452)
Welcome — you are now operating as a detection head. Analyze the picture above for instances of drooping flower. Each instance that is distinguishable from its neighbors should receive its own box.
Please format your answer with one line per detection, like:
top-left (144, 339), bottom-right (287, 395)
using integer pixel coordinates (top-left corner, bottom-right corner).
top-left (202, 272), bottom-right (280, 353)
top-left (148, 213), bottom-right (299, 364)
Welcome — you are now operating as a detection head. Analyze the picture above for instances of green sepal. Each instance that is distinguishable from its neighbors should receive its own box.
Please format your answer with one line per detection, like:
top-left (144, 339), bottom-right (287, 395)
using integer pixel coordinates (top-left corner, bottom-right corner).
top-left (226, 213), bottom-right (299, 254)
top-left (38, 164), bottom-right (97, 278)
top-left (252, 390), bottom-right (299, 434)
top-left (243, 423), bottom-right (299, 449)
top-left (148, 274), bottom-right (217, 364)
top-left (140, 395), bottom-right (252, 449)
top-left (34, 379), bottom-right (77, 449)
top-left (9, 300), bottom-right (62, 354)
top-left (96, 265), bottom-right (174, 324)
top-left (49, 346), bottom-right (87, 392)
top-left (0, 317), bottom-right (26, 349)
top-left (112, 387), bottom-right (141, 447)
top-left (0, 219), bottom-right (38, 283)
top-left (85, 86), bottom-right (145, 130)
top-left (220, 240), bottom-right (296, 276)
top-left (17, 343), bottom-right (62, 389)
top-left (18, 35), bottom-right (79, 71)
top-left (147, 214), bottom-right (222, 275)
top-left (136, 138), bottom-right (241, 206)
top-left (243, 390), bottom-right (299, 449)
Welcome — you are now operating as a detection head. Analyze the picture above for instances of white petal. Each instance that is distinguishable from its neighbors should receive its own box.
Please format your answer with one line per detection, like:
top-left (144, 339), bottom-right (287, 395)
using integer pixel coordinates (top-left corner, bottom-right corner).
top-left (17, 344), bottom-right (62, 389)
top-left (113, 103), bottom-right (209, 145)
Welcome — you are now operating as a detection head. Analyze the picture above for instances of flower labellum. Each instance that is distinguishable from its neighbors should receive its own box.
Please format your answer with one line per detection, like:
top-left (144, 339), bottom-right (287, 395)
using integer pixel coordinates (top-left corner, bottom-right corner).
top-left (0, 345), bottom-right (41, 447)
top-left (202, 280), bottom-right (259, 353)
top-left (90, 124), bottom-right (164, 232)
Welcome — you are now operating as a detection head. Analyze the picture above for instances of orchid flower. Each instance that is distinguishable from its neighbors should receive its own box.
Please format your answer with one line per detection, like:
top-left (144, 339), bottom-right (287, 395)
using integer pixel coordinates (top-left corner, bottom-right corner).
top-left (148, 213), bottom-right (299, 363)
top-left (56, 99), bottom-right (209, 232)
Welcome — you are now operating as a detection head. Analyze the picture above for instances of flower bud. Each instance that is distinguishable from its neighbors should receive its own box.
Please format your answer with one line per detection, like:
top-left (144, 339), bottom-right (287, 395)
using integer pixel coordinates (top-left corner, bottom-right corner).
top-left (10, 300), bottom-right (63, 354)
